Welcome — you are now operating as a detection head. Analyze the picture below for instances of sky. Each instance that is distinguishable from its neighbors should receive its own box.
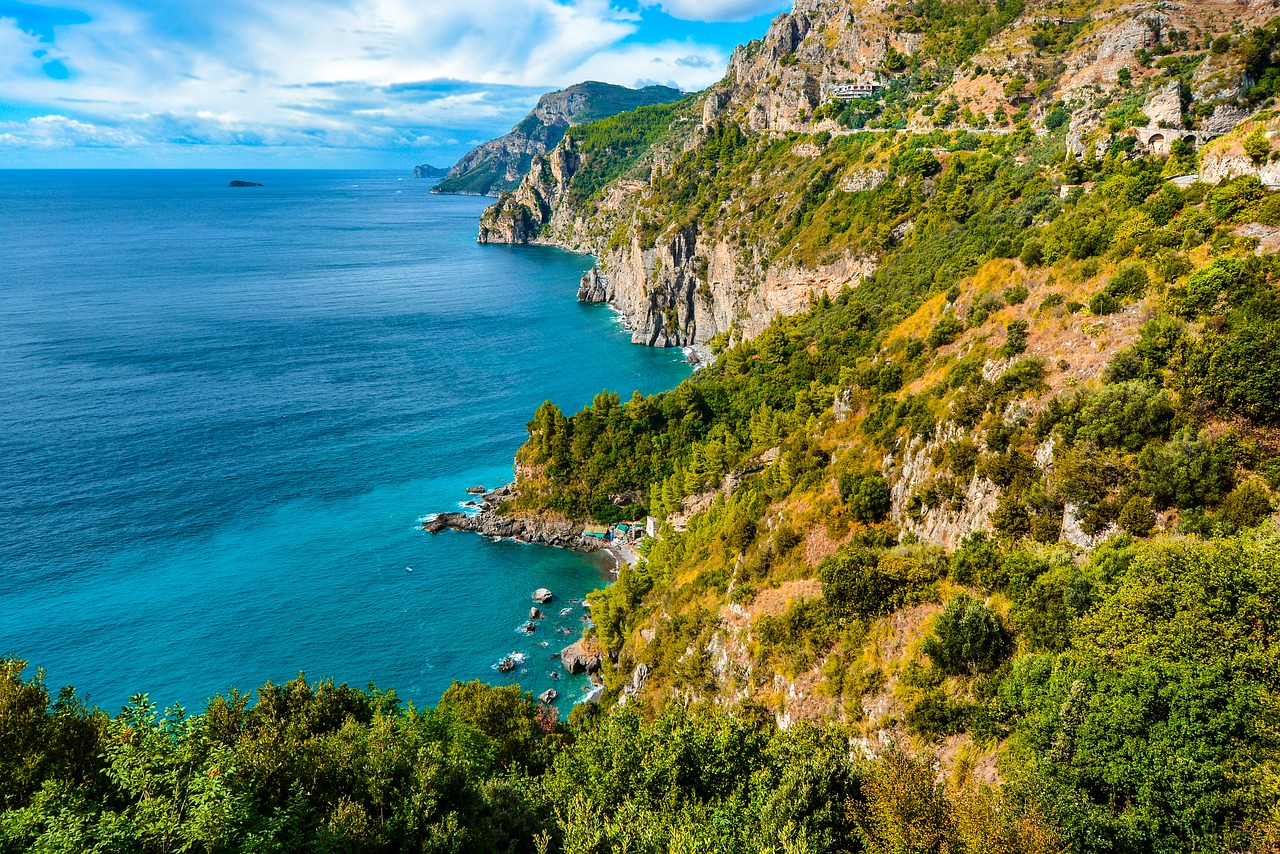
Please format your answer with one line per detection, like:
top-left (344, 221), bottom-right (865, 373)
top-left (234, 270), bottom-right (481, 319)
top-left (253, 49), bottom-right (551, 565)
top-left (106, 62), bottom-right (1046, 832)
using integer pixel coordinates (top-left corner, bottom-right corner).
top-left (0, 0), bottom-right (790, 168)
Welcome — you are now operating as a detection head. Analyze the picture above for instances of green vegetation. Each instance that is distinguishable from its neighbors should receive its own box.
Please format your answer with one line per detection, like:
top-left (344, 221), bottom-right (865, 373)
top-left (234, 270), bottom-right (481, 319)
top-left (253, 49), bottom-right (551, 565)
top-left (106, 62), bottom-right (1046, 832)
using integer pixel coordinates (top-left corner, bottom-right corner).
top-left (0, 661), bottom-right (1071, 853)
top-left (493, 87), bottom-right (1280, 852)
top-left (435, 83), bottom-right (684, 197)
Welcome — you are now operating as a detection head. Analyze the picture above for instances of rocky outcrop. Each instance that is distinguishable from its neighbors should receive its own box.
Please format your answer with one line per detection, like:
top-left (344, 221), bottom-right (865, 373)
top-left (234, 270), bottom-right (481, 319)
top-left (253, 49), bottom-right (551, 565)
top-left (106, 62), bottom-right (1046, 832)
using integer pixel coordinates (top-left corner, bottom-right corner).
top-left (435, 82), bottom-right (681, 197)
top-left (423, 483), bottom-right (608, 551)
top-left (228, 180), bottom-right (263, 187)
top-left (413, 164), bottom-right (447, 179)
top-left (560, 640), bottom-right (604, 674)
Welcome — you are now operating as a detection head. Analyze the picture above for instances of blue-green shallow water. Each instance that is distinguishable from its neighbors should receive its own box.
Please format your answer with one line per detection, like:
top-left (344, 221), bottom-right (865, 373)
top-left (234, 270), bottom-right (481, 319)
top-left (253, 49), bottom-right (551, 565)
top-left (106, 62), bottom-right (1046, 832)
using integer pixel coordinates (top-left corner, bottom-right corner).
top-left (0, 170), bottom-right (689, 716)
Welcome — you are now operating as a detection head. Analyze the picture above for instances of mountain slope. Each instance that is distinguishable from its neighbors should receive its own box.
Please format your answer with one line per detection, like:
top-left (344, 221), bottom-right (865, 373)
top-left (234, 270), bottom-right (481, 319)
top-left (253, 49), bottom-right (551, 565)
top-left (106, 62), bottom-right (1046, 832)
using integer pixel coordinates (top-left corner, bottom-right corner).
top-left (431, 81), bottom-right (684, 197)
top-left (479, 0), bottom-right (1280, 346)
top-left (459, 2), bottom-right (1280, 848)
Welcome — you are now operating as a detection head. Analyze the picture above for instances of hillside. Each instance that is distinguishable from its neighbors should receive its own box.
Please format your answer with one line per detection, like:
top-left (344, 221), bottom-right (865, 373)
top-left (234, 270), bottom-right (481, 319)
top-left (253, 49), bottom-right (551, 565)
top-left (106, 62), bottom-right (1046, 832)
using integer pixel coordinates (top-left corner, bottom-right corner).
top-left (8, 1), bottom-right (1280, 851)
top-left (412, 163), bottom-right (447, 179)
top-left (431, 82), bottom-right (684, 197)
top-left (467, 0), bottom-right (1280, 849)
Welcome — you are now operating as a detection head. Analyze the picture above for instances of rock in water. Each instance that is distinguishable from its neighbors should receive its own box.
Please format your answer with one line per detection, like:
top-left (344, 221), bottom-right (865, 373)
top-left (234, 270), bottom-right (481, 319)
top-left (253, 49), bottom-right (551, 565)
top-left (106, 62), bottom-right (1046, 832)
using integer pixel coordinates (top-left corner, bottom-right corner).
top-left (538, 688), bottom-right (559, 704)
top-left (496, 656), bottom-right (516, 673)
top-left (228, 180), bottom-right (263, 187)
top-left (466, 485), bottom-right (486, 494)
top-left (532, 588), bottom-right (554, 603)
top-left (530, 607), bottom-right (543, 620)
top-left (560, 639), bottom-right (604, 674)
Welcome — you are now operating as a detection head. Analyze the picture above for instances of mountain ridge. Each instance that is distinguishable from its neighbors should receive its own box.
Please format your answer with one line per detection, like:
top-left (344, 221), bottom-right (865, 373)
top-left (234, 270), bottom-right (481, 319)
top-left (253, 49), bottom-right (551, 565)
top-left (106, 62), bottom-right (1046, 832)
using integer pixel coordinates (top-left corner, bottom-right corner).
top-left (431, 81), bottom-right (684, 197)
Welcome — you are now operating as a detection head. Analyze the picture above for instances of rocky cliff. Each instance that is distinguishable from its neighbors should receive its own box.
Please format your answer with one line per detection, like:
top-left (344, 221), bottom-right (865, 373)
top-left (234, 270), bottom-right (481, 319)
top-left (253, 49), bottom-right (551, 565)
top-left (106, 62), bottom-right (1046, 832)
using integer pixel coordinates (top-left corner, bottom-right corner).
top-left (476, 0), bottom-right (1280, 349)
top-left (433, 82), bottom-right (682, 197)
top-left (412, 164), bottom-right (447, 179)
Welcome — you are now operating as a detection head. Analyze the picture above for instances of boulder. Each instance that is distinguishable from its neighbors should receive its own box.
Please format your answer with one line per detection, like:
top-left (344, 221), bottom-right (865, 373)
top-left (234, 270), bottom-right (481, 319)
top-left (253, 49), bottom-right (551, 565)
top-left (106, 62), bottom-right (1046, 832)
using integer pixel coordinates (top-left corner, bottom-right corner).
top-left (561, 640), bottom-right (604, 674)
top-left (538, 688), bottom-right (559, 704)
top-left (530, 607), bottom-right (543, 620)
top-left (533, 588), bottom-right (554, 603)
top-left (466, 485), bottom-right (486, 494)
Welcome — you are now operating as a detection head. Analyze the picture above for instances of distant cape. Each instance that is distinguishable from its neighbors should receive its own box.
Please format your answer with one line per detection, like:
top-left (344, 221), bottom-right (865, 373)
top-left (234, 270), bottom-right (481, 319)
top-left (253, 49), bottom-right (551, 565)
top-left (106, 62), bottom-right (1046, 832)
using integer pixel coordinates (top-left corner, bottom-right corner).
top-left (431, 81), bottom-right (683, 197)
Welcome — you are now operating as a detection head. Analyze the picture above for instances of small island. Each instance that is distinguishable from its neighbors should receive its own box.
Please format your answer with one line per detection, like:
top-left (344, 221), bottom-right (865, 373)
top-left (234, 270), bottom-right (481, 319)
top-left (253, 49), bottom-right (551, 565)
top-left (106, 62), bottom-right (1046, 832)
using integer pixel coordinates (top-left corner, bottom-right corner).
top-left (228, 180), bottom-right (264, 188)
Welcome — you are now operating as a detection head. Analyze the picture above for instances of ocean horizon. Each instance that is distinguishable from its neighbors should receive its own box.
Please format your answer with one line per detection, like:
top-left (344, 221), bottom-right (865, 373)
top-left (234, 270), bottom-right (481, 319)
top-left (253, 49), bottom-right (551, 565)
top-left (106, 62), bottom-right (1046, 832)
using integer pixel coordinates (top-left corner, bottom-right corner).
top-left (0, 168), bottom-right (690, 715)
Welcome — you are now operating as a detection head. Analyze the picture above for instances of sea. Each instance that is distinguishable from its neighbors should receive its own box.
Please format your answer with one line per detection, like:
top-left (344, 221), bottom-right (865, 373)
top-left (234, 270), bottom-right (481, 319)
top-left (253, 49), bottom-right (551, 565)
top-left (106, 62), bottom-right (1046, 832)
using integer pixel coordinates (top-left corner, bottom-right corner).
top-left (0, 170), bottom-right (690, 716)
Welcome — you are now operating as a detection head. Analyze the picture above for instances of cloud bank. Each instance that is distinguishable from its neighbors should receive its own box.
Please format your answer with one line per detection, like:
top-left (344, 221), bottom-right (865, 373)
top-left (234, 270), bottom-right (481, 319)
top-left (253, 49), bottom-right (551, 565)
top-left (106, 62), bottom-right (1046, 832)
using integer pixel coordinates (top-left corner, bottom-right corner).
top-left (0, 0), bottom-right (779, 166)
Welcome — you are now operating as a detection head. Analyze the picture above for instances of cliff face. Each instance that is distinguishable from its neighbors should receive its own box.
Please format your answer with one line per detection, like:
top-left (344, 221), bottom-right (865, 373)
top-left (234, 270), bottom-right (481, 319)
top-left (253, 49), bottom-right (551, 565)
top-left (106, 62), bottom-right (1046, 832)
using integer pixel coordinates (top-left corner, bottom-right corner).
top-left (476, 0), bottom-right (1280, 348)
top-left (412, 164), bottom-right (447, 179)
top-left (433, 82), bottom-right (682, 197)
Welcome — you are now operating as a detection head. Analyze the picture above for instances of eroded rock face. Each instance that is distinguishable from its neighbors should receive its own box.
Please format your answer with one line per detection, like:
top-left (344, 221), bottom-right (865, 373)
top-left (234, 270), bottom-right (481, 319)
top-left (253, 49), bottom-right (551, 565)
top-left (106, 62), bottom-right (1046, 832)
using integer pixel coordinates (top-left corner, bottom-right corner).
top-left (560, 640), bottom-right (603, 674)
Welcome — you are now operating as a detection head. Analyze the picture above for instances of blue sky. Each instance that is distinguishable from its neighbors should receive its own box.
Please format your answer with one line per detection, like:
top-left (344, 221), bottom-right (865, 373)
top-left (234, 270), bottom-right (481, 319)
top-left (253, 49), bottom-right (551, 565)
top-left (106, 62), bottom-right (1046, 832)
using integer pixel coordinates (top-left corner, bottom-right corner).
top-left (0, 0), bottom-right (789, 168)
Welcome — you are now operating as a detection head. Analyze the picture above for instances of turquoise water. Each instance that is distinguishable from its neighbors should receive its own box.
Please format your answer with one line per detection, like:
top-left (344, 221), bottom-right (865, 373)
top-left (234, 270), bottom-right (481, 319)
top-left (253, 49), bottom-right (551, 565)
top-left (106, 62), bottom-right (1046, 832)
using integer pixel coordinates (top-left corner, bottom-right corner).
top-left (0, 170), bottom-right (689, 715)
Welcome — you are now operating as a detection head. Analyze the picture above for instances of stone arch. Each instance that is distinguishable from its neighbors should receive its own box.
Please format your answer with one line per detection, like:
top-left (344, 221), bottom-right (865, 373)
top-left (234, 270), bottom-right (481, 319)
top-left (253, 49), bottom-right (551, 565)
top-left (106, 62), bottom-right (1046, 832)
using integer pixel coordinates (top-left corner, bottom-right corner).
top-left (1147, 132), bottom-right (1167, 154)
top-left (1182, 133), bottom-right (1198, 147)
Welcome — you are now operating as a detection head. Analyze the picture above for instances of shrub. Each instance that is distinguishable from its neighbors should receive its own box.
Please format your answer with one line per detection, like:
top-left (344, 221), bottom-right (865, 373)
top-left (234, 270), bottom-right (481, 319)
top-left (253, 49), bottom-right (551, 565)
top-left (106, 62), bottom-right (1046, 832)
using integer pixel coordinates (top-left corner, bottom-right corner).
top-left (927, 314), bottom-right (965, 348)
top-left (991, 493), bottom-right (1032, 538)
top-left (1003, 283), bottom-right (1030, 305)
top-left (1106, 262), bottom-right (1149, 300)
top-left (1219, 479), bottom-right (1273, 529)
top-left (1089, 291), bottom-right (1121, 315)
top-left (840, 472), bottom-right (892, 523)
top-left (1244, 126), bottom-right (1271, 165)
top-left (1020, 238), bottom-right (1044, 267)
top-left (950, 531), bottom-right (1002, 587)
top-left (923, 594), bottom-right (1012, 675)
top-left (1117, 495), bottom-right (1157, 537)
top-left (1031, 514), bottom-right (1062, 543)
top-left (998, 319), bottom-right (1029, 358)
top-left (819, 547), bottom-right (934, 617)
top-left (1137, 430), bottom-right (1235, 509)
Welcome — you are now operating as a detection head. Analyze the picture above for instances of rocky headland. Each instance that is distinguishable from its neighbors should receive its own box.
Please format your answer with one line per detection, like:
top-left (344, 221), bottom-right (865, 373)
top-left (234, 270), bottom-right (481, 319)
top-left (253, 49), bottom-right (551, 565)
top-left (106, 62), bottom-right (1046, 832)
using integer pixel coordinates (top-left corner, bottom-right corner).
top-left (433, 81), bottom-right (682, 197)
top-left (423, 483), bottom-right (607, 552)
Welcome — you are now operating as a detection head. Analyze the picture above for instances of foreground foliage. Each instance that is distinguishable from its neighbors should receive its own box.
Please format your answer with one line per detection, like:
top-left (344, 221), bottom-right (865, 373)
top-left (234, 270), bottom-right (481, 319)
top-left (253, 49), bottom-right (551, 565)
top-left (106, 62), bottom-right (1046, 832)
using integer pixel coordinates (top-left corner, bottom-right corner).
top-left (0, 663), bottom-right (1066, 853)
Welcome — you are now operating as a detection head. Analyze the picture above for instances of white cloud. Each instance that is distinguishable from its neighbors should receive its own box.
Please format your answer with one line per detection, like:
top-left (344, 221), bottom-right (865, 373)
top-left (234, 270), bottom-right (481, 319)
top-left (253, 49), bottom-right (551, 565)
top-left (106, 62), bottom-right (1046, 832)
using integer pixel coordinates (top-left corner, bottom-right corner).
top-left (641, 0), bottom-right (790, 23)
top-left (0, 0), bottom-right (745, 163)
top-left (0, 114), bottom-right (144, 148)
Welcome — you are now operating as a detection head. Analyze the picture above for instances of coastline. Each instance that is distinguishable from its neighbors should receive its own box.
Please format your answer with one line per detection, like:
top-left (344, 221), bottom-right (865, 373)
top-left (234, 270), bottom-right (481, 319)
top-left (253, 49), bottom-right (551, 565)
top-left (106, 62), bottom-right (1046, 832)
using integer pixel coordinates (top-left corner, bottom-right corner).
top-left (423, 483), bottom-right (609, 553)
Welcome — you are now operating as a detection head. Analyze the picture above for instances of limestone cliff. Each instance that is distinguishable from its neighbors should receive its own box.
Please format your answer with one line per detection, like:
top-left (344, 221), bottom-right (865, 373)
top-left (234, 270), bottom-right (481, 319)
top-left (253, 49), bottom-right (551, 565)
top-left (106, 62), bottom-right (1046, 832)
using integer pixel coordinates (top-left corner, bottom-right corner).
top-left (434, 82), bottom-right (682, 197)
top-left (476, 1), bottom-right (1280, 354)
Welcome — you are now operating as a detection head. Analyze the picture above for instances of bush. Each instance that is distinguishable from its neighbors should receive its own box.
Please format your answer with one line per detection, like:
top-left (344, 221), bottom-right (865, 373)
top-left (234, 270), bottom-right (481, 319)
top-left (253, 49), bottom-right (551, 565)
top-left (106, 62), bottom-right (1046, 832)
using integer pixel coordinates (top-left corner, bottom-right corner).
top-left (923, 594), bottom-right (1012, 675)
top-left (1137, 430), bottom-right (1235, 510)
top-left (840, 472), bottom-right (892, 523)
top-left (1106, 262), bottom-right (1149, 300)
top-left (1219, 479), bottom-right (1273, 529)
top-left (1020, 237), bottom-right (1044, 267)
top-left (950, 532), bottom-right (1002, 586)
top-left (991, 493), bottom-right (1032, 538)
top-left (1031, 514), bottom-right (1062, 543)
top-left (927, 314), bottom-right (965, 348)
top-left (819, 547), bottom-right (934, 618)
top-left (1003, 283), bottom-right (1030, 305)
top-left (1117, 495), bottom-right (1156, 537)
top-left (998, 319), bottom-right (1029, 358)
top-left (1089, 291), bottom-right (1121, 315)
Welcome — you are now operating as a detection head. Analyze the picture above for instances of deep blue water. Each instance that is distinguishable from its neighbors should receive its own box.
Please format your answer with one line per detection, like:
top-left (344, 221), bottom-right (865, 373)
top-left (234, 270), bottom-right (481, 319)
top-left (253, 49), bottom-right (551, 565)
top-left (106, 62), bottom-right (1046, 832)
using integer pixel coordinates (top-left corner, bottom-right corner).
top-left (0, 170), bottom-right (689, 715)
